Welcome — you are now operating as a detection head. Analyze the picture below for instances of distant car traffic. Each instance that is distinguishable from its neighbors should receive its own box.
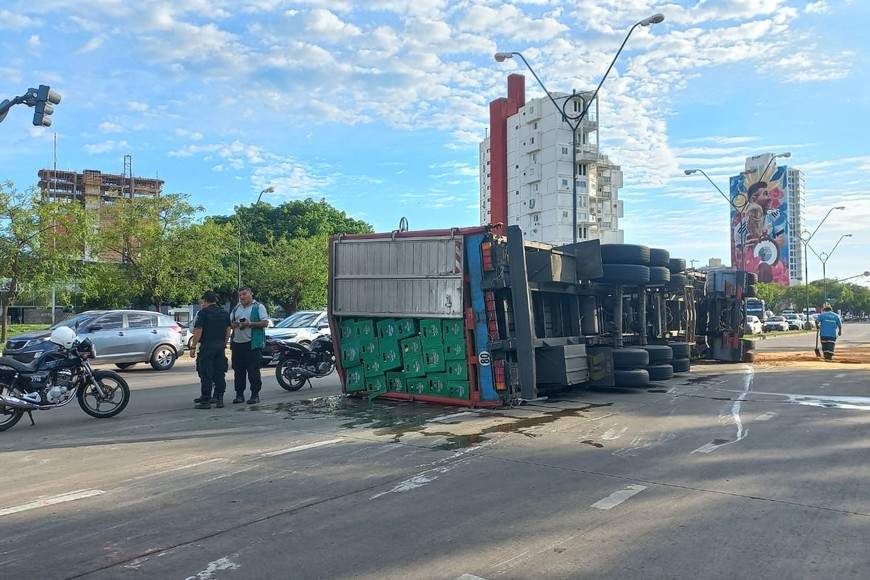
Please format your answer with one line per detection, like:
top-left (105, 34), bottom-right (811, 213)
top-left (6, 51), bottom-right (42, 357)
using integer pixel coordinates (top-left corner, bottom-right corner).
top-left (3, 310), bottom-right (185, 370)
top-left (763, 316), bottom-right (790, 333)
top-left (781, 313), bottom-right (802, 330)
top-left (745, 315), bottom-right (763, 335)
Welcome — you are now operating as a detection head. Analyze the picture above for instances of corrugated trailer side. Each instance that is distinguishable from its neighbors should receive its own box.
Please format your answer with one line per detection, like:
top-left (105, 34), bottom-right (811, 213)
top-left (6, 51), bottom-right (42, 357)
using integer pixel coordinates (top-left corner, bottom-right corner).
top-left (328, 227), bottom-right (502, 407)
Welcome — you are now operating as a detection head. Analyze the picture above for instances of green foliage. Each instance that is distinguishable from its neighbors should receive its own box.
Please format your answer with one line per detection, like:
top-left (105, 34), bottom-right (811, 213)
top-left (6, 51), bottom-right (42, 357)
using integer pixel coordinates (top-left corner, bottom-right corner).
top-left (0, 181), bottom-right (93, 341)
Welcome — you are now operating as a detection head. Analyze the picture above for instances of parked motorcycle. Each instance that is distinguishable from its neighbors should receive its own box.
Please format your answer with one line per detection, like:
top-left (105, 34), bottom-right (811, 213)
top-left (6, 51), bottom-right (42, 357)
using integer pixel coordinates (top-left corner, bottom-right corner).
top-left (272, 334), bottom-right (335, 391)
top-left (0, 327), bottom-right (131, 431)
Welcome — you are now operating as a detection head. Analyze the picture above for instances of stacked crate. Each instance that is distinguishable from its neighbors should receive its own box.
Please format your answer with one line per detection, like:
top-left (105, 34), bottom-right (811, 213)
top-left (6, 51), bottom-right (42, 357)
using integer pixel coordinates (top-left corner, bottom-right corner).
top-left (338, 316), bottom-right (470, 400)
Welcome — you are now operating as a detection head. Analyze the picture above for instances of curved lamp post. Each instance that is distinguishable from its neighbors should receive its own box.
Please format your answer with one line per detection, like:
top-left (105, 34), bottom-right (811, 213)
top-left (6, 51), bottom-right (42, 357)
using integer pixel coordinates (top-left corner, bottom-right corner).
top-left (799, 205), bottom-right (845, 319)
top-left (238, 186), bottom-right (276, 291)
top-left (683, 168), bottom-right (747, 271)
top-left (815, 233), bottom-right (853, 304)
top-left (495, 12), bottom-right (664, 245)
top-left (758, 152), bottom-right (791, 182)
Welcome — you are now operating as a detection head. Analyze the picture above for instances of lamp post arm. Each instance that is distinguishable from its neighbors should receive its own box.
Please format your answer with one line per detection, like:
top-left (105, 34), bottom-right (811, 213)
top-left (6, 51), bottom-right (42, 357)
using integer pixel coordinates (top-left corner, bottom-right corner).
top-left (577, 21), bottom-right (644, 124)
top-left (508, 52), bottom-right (568, 124)
top-left (693, 169), bottom-right (738, 213)
top-left (827, 234), bottom-right (851, 258)
top-left (807, 207), bottom-right (841, 243)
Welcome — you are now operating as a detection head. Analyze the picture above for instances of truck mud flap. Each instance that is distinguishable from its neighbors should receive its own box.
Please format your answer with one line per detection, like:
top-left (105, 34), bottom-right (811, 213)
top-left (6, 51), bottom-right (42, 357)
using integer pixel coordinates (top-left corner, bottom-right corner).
top-left (585, 346), bottom-right (615, 388)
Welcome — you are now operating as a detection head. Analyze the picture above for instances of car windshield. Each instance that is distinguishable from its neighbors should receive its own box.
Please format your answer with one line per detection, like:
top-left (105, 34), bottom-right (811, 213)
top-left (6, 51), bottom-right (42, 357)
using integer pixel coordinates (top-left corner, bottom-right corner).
top-left (275, 311), bottom-right (321, 328)
top-left (768, 316), bottom-right (785, 322)
top-left (51, 312), bottom-right (101, 330)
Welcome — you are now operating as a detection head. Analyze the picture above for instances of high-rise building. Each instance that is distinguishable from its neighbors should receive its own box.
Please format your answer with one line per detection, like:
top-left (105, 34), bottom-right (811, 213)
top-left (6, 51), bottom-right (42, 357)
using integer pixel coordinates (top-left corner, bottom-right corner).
top-left (728, 154), bottom-right (804, 285)
top-left (480, 75), bottom-right (624, 246)
top-left (37, 161), bottom-right (163, 263)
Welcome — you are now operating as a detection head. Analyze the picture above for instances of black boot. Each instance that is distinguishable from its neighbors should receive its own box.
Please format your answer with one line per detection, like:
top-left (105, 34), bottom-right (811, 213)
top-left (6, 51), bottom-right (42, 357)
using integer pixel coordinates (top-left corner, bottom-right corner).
top-left (246, 395), bottom-right (260, 404)
top-left (232, 393), bottom-right (245, 404)
top-left (214, 393), bottom-right (225, 408)
top-left (194, 401), bottom-right (211, 409)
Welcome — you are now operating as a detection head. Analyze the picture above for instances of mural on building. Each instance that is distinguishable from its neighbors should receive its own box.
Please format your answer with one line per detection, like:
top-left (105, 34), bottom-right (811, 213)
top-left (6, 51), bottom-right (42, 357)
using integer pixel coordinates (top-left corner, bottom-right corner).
top-left (730, 168), bottom-right (790, 284)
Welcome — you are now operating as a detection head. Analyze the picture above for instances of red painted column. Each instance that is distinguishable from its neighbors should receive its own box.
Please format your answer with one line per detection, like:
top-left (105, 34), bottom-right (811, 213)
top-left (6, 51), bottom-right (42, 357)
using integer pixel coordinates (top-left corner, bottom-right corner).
top-left (488, 74), bottom-right (525, 228)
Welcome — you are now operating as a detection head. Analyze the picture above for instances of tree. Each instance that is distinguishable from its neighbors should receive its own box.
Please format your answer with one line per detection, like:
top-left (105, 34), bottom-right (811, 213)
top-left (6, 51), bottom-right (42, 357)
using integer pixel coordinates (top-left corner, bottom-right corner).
top-left (94, 193), bottom-right (233, 310)
top-left (755, 283), bottom-right (787, 312)
top-left (248, 234), bottom-right (329, 315)
top-left (0, 181), bottom-right (92, 341)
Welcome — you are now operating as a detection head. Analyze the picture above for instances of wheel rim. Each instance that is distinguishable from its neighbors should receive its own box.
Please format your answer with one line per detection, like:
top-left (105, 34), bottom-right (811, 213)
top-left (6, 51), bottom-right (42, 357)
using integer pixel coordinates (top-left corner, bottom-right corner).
top-left (0, 389), bottom-right (23, 427)
top-left (154, 347), bottom-right (174, 368)
top-left (80, 376), bottom-right (125, 415)
top-left (281, 363), bottom-right (305, 388)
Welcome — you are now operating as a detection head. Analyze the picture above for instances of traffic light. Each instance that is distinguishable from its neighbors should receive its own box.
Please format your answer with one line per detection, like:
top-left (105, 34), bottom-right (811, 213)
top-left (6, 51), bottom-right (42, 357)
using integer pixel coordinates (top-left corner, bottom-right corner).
top-left (32, 84), bottom-right (61, 127)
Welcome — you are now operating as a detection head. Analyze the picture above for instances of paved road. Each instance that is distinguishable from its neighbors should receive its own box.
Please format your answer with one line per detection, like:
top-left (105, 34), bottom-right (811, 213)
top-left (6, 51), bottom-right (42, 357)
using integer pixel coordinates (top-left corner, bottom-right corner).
top-left (1, 348), bottom-right (869, 579)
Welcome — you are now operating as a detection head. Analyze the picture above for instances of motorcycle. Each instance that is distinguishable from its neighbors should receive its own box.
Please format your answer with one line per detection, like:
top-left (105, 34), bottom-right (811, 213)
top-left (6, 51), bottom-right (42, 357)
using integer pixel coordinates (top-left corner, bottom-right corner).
top-left (0, 328), bottom-right (131, 432)
top-left (272, 334), bottom-right (335, 391)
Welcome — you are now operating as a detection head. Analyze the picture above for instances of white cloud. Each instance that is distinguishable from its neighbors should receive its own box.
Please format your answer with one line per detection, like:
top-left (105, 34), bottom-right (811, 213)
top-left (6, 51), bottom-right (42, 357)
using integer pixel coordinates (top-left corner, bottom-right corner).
top-left (84, 140), bottom-right (129, 154)
top-left (805, 1), bottom-right (830, 14)
top-left (99, 122), bottom-right (123, 133)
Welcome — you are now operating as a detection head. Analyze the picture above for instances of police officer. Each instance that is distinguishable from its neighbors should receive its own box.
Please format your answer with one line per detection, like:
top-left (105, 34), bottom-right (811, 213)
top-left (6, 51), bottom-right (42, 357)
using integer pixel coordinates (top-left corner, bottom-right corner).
top-left (190, 291), bottom-right (232, 409)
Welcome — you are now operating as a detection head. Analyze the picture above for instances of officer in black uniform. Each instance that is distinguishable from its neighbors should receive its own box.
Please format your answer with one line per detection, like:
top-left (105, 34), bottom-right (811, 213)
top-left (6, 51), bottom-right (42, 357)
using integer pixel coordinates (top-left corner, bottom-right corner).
top-left (190, 291), bottom-right (232, 409)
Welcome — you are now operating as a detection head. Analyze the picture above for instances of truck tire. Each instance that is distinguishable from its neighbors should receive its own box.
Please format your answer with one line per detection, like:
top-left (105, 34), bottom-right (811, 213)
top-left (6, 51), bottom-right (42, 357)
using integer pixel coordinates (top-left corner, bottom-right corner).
top-left (612, 348), bottom-right (649, 369)
top-left (649, 248), bottom-right (670, 267)
top-left (671, 358), bottom-right (691, 373)
top-left (668, 342), bottom-right (691, 359)
top-left (614, 369), bottom-right (650, 388)
top-left (667, 273), bottom-right (689, 291)
top-left (647, 363), bottom-right (674, 381)
top-left (742, 351), bottom-right (757, 363)
top-left (594, 264), bottom-right (650, 285)
top-left (740, 338), bottom-right (757, 351)
top-left (647, 266), bottom-right (671, 286)
top-left (641, 344), bottom-right (673, 364)
top-left (601, 244), bottom-right (650, 265)
top-left (668, 258), bottom-right (686, 273)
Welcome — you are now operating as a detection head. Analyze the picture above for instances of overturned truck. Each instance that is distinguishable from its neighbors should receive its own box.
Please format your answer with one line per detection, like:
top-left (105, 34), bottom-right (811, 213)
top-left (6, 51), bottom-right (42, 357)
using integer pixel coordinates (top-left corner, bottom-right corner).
top-left (327, 224), bottom-right (755, 408)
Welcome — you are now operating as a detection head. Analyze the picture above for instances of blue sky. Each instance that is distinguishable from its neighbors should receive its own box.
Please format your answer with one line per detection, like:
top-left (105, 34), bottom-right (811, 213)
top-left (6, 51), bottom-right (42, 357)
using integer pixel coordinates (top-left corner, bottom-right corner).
top-left (1, 0), bottom-right (867, 284)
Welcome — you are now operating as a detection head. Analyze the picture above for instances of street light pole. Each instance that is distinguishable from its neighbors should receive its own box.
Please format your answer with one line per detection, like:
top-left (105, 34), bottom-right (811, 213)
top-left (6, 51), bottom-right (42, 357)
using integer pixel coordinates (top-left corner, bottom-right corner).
top-left (818, 233), bottom-right (853, 303)
top-left (799, 205), bottom-right (845, 320)
top-left (683, 168), bottom-right (745, 272)
top-left (494, 13), bottom-right (663, 245)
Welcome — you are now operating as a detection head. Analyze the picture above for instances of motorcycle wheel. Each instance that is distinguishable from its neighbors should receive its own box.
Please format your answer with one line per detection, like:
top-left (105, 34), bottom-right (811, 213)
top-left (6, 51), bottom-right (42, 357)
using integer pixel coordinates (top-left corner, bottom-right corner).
top-left (276, 359), bottom-right (306, 391)
top-left (0, 383), bottom-right (24, 432)
top-left (77, 370), bottom-right (131, 419)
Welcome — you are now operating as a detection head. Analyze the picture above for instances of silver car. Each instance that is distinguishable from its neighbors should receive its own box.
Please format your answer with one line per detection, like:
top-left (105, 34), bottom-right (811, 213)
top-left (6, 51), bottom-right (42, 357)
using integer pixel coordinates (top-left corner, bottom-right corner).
top-left (3, 310), bottom-right (185, 371)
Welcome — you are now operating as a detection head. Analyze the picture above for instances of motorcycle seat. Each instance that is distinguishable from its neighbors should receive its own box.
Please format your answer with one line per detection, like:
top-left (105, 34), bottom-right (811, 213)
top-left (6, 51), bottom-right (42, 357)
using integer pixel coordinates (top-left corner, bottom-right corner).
top-left (0, 356), bottom-right (40, 373)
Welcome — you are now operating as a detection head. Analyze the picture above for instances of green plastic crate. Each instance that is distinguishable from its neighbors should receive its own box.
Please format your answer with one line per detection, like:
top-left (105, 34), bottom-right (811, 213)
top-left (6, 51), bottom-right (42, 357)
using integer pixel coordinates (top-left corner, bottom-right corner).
top-left (364, 357), bottom-right (385, 378)
top-left (400, 336), bottom-right (422, 359)
top-left (358, 336), bottom-right (379, 360)
top-left (340, 340), bottom-right (362, 368)
top-left (402, 355), bottom-right (426, 378)
top-left (339, 318), bottom-right (356, 340)
top-left (441, 318), bottom-right (464, 339)
top-left (427, 374), bottom-right (449, 397)
top-left (395, 318), bottom-right (417, 338)
top-left (444, 360), bottom-right (469, 380)
top-left (344, 367), bottom-right (366, 392)
top-left (444, 338), bottom-right (466, 361)
top-left (447, 380), bottom-right (471, 400)
top-left (376, 318), bottom-right (399, 341)
top-left (379, 339), bottom-right (402, 371)
top-left (354, 319), bottom-right (376, 340)
top-left (366, 375), bottom-right (386, 393)
top-left (420, 318), bottom-right (443, 341)
top-left (422, 344), bottom-right (445, 373)
top-left (406, 377), bottom-right (427, 395)
top-left (385, 372), bottom-right (405, 393)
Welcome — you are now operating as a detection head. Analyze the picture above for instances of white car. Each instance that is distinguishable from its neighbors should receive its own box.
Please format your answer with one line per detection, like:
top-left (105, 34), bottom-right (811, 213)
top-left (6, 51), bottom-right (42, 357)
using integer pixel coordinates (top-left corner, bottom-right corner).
top-left (264, 310), bottom-right (329, 345)
top-left (745, 315), bottom-right (763, 335)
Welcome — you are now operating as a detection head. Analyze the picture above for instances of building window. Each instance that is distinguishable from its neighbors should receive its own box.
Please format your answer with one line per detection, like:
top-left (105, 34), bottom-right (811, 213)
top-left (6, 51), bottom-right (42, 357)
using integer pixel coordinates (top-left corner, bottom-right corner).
top-left (577, 164), bottom-right (587, 176)
top-left (533, 122), bottom-right (538, 129)
top-left (529, 199), bottom-right (536, 209)
top-left (561, 178), bottom-right (569, 188)
top-left (561, 146), bottom-right (569, 155)
top-left (563, 211), bottom-right (569, 218)
top-left (532, 183), bottom-right (539, 192)
top-left (532, 214), bottom-right (540, 223)
top-left (529, 106), bottom-right (534, 113)
top-left (529, 136), bottom-right (534, 144)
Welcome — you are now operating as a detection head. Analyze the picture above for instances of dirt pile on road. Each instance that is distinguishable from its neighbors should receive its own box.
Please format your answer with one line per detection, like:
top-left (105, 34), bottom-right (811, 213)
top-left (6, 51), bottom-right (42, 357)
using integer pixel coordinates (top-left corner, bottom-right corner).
top-left (754, 345), bottom-right (870, 369)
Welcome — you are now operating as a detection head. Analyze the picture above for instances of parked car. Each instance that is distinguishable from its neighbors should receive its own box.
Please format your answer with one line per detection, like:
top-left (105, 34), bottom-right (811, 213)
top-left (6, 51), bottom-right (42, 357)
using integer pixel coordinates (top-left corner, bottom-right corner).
top-left (763, 316), bottom-right (790, 333)
top-left (263, 310), bottom-right (329, 365)
top-left (781, 313), bottom-right (802, 330)
top-left (745, 315), bottom-right (763, 335)
top-left (3, 310), bottom-right (185, 371)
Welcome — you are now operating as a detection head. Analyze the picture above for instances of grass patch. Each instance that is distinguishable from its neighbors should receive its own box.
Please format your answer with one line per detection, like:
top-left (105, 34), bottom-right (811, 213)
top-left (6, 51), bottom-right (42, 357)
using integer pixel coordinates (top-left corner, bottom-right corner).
top-left (5, 324), bottom-right (50, 339)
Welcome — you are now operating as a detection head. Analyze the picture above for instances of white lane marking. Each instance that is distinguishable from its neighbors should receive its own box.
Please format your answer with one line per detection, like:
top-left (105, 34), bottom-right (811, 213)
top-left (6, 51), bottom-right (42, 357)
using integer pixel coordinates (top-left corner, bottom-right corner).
top-left (0, 489), bottom-right (104, 517)
top-left (601, 427), bottom-right (627, 440)
top-left (261, 438), bottom-right (344, 457)
top-left (590, 485), bottom-right (647, 510)
top-left (185, 556), bottom-right (240, 580)
top-left (692, 366), bottom-right (753, 454)
top-left (371, 441), bottom-right (493, 500)
top-left (456, 575), bottom-right (486, 580)
top-left (786, 394), bottom-right (870, 411)
top-left (755, 412), bottom-right (776, 421)
top-left (132, 458), bottom-right (226, 480)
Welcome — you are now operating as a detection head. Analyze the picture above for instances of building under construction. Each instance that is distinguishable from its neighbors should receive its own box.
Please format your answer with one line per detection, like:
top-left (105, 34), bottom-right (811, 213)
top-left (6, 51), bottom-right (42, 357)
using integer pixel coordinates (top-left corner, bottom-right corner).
top-left (37, 155), bottom-right (163, 262)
